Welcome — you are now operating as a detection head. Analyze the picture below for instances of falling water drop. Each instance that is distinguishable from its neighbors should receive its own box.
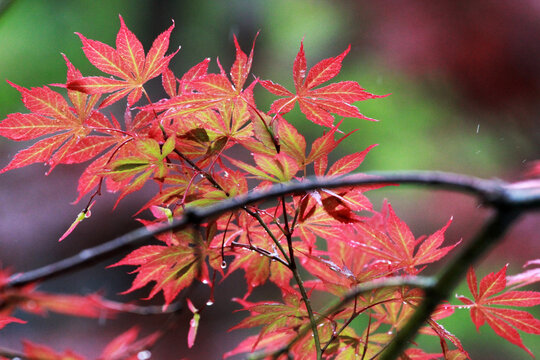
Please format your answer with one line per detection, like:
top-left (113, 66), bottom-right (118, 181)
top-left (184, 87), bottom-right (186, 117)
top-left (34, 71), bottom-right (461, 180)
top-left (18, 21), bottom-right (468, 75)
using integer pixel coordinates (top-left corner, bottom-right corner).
top-left (206, 300), bottom-right (214, 306)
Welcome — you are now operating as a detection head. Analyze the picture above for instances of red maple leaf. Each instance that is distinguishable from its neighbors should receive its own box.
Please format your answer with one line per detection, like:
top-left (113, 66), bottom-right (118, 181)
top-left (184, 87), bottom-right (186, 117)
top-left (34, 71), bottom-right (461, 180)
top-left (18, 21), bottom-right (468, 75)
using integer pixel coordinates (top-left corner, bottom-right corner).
top-left (109, 230), bottom-right (221, 307)
top-left (150, 33), bottom-right (258, 129)
top-left (352, 203), bottom-right (459, 274)
top-left (227, 289), bottom-right (315, 357)
top-left (0, 267), bottom-right (117, 320)
top-left (68, 15), bottom-right (178, 108)
top-left (103, 136), bottom-right (176, 207)
top-left (98, 326), bottom-right (160, 360)
top-left (260, 41), bottom-right (384, 127)
top-left (22, 341), bottom-right (85, 360)
top-left (457, 265), bottom-right (540, 357)
top-left (0, 56), bottom-right (122, 175)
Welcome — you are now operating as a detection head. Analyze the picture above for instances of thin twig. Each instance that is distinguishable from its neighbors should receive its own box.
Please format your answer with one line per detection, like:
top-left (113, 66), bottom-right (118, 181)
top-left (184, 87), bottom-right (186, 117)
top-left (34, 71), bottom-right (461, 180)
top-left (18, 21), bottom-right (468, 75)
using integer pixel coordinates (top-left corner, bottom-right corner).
top-left (244, 208), bottom-right (291, 265)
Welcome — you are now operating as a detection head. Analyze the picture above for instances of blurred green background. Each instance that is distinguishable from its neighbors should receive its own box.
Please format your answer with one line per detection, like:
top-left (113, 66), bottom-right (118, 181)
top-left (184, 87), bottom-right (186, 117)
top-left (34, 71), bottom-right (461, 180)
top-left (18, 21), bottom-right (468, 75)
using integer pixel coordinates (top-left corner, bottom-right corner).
top-left (0, 0), bottom-right (538, 358)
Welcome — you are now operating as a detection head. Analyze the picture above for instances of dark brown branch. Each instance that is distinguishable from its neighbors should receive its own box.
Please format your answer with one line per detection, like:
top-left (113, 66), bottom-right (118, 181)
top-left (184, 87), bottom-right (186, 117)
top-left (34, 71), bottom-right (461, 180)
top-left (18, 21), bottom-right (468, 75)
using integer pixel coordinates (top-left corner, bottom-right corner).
top-left (7, 171), bottom-right (539, 289)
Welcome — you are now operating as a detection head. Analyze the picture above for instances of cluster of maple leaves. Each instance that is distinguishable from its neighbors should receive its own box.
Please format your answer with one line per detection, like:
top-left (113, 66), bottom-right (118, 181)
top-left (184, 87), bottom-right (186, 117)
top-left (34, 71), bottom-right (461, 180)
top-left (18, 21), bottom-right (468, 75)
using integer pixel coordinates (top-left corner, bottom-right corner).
top-left (1, 15), bottom-right (540, 359)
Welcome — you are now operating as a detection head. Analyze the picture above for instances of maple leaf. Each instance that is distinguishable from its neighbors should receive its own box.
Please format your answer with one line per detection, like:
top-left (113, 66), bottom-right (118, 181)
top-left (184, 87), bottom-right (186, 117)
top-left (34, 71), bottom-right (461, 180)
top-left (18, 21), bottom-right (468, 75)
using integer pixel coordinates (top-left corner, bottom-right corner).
top-left (98, 326), bottom-right (160, 360)
top-left (260, 41), bottom-right (384, 127)
top-left (228, 152), bottom-right (299, 182)
top-left (109, 230), bottom-right (220, 307)
top-left (306, 144), bottom-right (380, 224)
top-left (306, 119), bottom-right (357, 165)
top-left (103, 136), bottom-right (176, 206)
top-left (299, 230), bottom-right (397, 296)
top-left (1, 266), bottom-right (117, 320)
top-left (352, 203), bottom-right (459, 274)
top-left (23, 341), bottom-right (85, 360)
top-left (228, 289), bottom-right (314, 356)
top-left (457, 265), bottom-right (540, 357)
top-left (1, 287), bottom-right (116, 321)
top-left (150, 34), bottom-right (257, 125)
top-left (0, 57), bottom-right (122, 175)
top-left (68, 15), bottom-right (178, 108)
top-left (224, 331), bottom-right (296, 359)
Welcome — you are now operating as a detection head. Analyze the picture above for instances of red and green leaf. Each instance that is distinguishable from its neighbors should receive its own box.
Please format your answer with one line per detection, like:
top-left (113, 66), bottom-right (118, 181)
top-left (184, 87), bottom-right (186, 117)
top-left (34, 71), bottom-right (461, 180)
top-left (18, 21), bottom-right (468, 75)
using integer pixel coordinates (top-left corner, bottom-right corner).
top-left (228, 289), bottom-right (314, 355)
top-left (109, 230), bottom-right (219, 307)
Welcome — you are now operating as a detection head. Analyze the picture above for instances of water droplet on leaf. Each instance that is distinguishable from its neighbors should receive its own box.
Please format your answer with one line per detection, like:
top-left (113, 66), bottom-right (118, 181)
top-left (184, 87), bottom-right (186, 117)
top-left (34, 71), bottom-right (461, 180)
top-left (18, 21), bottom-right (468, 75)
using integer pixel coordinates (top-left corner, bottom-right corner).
top-left (206, 300), bottom-right (214, 306)
top-left (221, 260), bottom-right (227, 269)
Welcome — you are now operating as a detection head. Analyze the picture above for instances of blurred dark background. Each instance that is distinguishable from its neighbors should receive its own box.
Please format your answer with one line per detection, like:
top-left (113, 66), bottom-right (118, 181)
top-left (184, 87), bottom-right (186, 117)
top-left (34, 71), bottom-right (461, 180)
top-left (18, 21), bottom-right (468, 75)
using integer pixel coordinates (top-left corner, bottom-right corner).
top-left (0, 0), bottom-right (538, 358)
